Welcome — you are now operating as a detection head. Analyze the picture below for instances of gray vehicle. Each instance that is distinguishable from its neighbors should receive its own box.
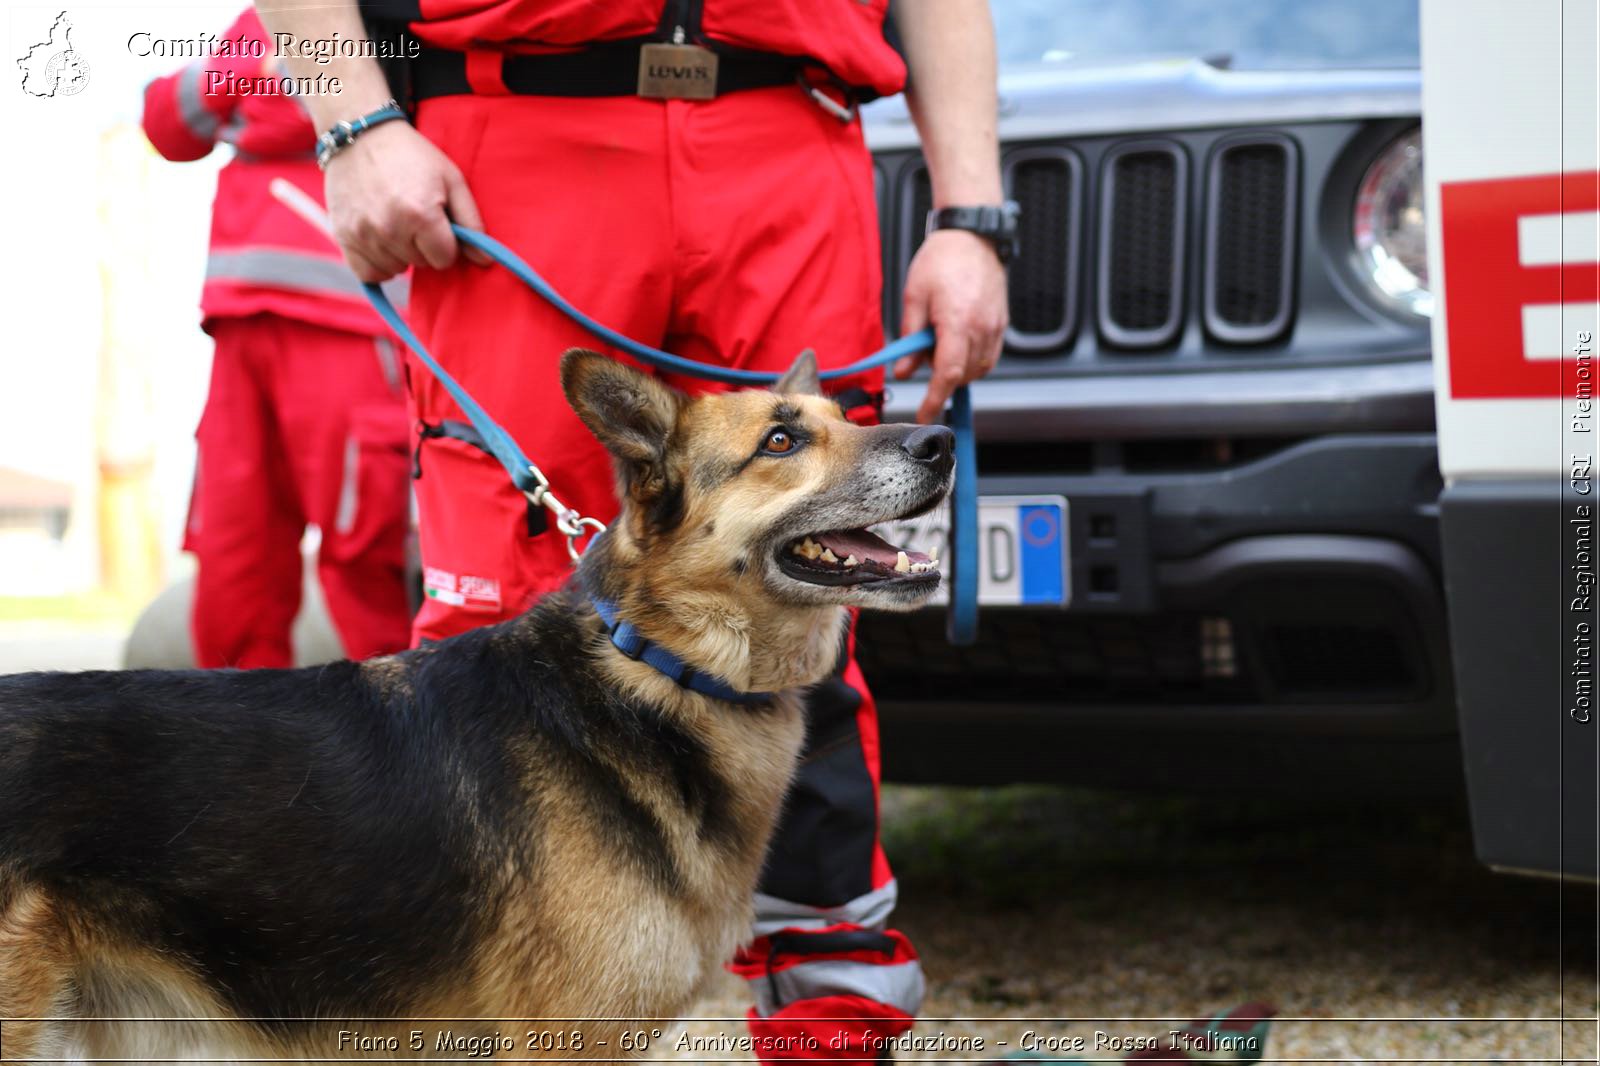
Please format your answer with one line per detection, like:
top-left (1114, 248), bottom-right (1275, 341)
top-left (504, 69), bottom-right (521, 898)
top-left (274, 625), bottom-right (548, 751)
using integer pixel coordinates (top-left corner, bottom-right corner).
top-left (865, 0), bottom-right (1595, 882)
top-left (859, 3), bottom-right (1454, 800)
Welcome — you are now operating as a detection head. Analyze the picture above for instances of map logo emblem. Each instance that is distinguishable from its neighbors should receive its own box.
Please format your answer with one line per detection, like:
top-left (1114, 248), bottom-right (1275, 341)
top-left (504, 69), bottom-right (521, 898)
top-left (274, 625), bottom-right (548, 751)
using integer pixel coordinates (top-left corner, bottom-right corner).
top-left (18, 11), bottom-right (90, 98)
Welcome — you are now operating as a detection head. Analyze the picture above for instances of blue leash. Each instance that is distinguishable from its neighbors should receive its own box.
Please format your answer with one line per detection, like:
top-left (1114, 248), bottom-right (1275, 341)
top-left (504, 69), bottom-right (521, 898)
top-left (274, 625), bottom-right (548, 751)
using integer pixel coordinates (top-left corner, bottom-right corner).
top-left (361, 223), bottom-right (979, 646)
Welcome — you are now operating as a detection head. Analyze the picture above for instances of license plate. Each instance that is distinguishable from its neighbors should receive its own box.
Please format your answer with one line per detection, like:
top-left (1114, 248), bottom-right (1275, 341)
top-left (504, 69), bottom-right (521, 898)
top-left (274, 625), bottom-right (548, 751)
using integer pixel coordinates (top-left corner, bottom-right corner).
top-left (871, 494), bottom-right (1070, 606)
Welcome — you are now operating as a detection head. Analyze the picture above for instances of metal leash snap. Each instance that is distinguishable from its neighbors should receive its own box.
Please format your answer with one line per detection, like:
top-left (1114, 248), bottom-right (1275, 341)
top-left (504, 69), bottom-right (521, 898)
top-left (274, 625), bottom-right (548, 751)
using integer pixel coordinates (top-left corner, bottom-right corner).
top-left (559, 515), bottom-right (607, 562)
top-left (799, 76), bottom-right (856, 123)
top-left (525, 465), bottom-right (606, 562)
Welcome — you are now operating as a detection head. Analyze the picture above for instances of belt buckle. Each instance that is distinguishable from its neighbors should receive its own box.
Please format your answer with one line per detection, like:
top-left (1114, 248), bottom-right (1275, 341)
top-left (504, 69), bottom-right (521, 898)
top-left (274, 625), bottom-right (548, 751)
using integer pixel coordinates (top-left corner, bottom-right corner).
top-left (637, 43), bottom-right (718, 100)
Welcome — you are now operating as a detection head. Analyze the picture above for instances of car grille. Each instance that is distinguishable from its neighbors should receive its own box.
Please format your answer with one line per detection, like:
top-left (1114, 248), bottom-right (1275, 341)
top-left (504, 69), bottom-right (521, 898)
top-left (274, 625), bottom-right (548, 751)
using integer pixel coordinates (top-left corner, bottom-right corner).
top-left (1006, 149), bottom-right (1081, 347)
top-left (891, 132), bottom-right (1301, 355)
top-left (1206, 136), bottom-right (1297, 343)
top-left (1099, 143), bottom-right (1186, 347)
top-left (857, 599), bottom-right (1430, 706)
top-left (857, 610), bottom-right (1255, 704)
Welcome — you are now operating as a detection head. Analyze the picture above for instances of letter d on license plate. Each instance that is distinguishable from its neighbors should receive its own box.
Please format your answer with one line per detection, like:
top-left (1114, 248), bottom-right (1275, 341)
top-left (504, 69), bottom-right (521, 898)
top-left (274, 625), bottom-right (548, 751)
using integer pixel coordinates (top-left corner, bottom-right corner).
top-left (870, 494), bottom-right (1070, 607)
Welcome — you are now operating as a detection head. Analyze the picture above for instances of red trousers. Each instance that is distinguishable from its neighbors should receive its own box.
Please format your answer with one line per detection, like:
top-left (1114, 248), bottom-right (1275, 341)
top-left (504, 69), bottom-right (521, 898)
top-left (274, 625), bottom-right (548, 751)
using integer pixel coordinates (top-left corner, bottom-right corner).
top-left (188, 315), bottom-right (413, 668)
top-left (408, 88), bottom-right (919, 1061)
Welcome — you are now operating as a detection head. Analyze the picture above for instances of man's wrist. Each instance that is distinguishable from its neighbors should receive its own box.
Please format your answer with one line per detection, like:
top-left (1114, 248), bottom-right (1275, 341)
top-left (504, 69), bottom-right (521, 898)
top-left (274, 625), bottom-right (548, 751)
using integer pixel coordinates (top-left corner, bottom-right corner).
top-left (307, 96), bottom-right (394, 133)
top-left (931, 186), bottom-right (1004, 210)
top-left (316, 100), bottom-right (409, 169)
top-left (928, 169), bottom-right (1003, 209)
top-left (299, 65), bottom-right (395, 128)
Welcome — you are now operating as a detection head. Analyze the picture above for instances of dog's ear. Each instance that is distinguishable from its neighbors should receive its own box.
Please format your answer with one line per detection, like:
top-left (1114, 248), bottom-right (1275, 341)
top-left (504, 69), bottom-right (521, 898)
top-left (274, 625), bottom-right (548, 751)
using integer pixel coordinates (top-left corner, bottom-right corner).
top-left (773, 349), bottom-right (822, 396)
top-left (560, 349), bottom-right (682, 474)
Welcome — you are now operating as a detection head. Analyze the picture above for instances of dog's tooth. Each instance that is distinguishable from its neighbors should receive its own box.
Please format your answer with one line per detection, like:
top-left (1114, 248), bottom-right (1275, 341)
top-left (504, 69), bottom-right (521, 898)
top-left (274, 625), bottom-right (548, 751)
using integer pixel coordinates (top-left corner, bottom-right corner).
top-left (929, 545), bottom-right (940, 563)
top-left (843, 554), bottom-right (858, 568)
top-left (820, 548), bottom-right (838, 564)
top-left (895, 551), bottom-right (911, 573)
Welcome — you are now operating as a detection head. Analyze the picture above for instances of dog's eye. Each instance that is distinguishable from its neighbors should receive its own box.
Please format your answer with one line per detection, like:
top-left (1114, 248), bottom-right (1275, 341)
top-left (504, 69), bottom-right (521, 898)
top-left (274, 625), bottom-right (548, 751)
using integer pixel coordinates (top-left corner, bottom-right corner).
top-left (762, 428), bottom-right (797, 455)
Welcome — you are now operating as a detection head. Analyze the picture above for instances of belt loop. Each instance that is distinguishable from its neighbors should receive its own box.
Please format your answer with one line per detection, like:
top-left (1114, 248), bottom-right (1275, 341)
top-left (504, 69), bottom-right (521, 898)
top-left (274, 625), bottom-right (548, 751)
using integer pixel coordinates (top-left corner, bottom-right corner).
top-left (464, 49), bottom-right (510, 95)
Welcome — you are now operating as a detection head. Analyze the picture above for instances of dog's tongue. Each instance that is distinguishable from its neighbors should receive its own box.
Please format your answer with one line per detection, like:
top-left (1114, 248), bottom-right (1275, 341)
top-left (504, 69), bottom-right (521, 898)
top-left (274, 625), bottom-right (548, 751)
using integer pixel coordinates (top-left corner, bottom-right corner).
top-left (815, 528), bottom-right (931, 568)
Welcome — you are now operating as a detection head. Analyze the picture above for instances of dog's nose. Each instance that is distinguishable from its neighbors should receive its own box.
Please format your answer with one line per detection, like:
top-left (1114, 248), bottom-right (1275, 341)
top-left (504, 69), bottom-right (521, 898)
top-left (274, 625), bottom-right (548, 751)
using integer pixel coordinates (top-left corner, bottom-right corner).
top-left (901, 425), bottom-right (955, 471)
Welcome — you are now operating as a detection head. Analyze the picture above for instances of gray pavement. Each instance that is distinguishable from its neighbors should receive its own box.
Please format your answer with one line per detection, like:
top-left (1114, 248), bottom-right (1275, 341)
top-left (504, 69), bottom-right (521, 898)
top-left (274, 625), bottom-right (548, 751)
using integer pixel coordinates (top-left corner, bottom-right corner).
top-left (0, 628), bottom-right (125, 673)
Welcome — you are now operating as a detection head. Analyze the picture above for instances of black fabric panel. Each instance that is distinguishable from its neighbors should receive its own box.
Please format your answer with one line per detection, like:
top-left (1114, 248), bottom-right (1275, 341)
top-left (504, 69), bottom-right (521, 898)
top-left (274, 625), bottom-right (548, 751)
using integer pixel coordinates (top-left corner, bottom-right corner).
top-left (360, 0), bottom-right (422, 18)
top-left (769, 928), bottom-right (896, 958)
top-left (757, 641), bottom-right (878, 908)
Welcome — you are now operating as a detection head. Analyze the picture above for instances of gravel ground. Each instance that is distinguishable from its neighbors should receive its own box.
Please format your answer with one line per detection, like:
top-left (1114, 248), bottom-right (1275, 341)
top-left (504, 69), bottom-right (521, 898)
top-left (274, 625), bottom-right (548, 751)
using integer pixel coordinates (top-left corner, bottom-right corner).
top-left (671, 786), bottom-right (1599, 1064)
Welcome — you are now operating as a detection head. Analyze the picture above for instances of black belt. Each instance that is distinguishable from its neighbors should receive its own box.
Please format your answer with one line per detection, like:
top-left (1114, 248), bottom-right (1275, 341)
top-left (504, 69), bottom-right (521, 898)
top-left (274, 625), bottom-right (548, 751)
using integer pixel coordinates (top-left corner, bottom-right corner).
top-left (411, 40), bottom-right (813, 101)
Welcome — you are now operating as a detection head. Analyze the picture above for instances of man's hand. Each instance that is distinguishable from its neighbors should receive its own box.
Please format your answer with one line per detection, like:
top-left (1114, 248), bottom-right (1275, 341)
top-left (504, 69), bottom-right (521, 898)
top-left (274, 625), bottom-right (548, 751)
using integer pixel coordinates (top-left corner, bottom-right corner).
top-left (323, 121), bottom-right (486, 282)
top-left (254, 0), bottom-right (489, 282)
top-left (895, 230), bottom-right (1008, 424)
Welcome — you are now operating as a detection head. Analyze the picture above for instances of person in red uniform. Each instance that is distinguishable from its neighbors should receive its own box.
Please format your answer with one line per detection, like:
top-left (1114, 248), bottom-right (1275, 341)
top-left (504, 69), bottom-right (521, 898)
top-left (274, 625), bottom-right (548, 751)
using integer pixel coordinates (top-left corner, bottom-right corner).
top-left (142, 8), bottom-right (414, 669)
top-left (256, 1), bottom-right (1009, 1060)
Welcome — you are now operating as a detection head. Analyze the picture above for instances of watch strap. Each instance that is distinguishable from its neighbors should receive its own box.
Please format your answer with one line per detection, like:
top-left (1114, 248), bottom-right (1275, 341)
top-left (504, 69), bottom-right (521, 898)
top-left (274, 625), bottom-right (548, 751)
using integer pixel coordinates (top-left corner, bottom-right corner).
top-left (925, 201), bottom-right (1022, 263)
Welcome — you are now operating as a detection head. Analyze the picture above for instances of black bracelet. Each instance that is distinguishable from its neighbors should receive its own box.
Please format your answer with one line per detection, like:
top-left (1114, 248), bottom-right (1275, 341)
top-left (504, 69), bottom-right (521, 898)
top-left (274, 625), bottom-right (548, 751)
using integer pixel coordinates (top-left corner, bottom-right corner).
top-left (316, 100), bottom-right (408, 170)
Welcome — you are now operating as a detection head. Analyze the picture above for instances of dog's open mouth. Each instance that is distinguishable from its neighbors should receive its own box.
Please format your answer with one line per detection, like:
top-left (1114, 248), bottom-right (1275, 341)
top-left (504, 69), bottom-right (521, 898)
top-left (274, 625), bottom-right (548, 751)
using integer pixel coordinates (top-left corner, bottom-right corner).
top-left (777, 528), bottom-right (939, 586)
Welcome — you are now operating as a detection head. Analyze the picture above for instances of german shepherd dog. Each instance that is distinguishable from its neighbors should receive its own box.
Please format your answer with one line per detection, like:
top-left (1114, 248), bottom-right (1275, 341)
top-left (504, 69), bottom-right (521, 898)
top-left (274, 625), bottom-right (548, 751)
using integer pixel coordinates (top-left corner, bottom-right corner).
top-left (0, 349), bottom-right (952, 1062)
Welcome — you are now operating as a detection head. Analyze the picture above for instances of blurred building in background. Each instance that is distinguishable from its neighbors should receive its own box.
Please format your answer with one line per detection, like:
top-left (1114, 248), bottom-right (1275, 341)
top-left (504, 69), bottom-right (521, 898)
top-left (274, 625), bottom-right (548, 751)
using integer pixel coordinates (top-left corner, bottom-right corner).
top-left (3, 4), bottom-right (234, 616)
top-left (0, 466), bottom-right (72, 595)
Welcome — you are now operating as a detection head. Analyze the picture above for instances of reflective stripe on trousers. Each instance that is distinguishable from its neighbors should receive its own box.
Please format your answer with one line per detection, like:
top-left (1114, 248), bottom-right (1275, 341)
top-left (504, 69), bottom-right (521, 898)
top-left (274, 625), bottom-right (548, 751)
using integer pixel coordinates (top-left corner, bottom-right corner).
top-left (753, 879), bottom-right (900, 939)
top-left (206, 248), bottom-right (410, 305)
top-left (736, 888), bottom-right (925, 1020)
top-left (750, 954), bottom-right (924, 1019)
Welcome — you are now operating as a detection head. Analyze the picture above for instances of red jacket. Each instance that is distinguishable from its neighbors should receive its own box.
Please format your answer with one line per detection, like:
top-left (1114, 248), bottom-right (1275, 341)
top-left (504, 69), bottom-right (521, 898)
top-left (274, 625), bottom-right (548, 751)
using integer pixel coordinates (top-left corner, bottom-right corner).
top-left (141, 9), bottom-right (401, 335)
top-left (364, 0), bottom-right (907, 99)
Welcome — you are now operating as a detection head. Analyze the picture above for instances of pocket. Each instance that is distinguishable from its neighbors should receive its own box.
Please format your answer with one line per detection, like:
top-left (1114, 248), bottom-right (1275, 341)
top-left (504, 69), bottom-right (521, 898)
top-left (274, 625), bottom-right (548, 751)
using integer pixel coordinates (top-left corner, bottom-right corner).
top-left (409, 430), bottom-right (534, 630)
top-left (414, 419), bottom-right (551, 539)
top-left (331, 402), bottom-right (411, 547)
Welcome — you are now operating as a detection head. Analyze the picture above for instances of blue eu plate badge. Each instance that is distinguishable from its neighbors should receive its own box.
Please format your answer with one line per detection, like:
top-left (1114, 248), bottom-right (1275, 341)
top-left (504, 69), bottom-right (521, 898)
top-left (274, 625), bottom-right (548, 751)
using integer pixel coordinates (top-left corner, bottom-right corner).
top-left (871, 494), bottom-right (1070, 607)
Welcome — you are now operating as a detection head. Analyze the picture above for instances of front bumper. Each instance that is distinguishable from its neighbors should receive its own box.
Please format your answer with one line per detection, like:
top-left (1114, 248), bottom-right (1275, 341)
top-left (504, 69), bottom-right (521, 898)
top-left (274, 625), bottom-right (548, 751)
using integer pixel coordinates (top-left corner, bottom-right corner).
top-left (858, 429), bottom-right (1459, 794)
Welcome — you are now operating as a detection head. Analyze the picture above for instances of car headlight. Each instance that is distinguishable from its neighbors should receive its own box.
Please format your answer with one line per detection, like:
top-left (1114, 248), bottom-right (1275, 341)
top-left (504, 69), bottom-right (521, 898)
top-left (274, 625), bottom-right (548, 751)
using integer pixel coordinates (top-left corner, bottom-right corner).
top-left (1353, 127), bottom-right (1431, 317)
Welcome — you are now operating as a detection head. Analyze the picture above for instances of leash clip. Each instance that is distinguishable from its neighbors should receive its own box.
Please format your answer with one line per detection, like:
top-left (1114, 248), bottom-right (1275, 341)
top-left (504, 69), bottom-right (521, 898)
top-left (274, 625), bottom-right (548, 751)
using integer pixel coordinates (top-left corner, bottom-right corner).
top-left (799, 77), bottom-right (857, 123)
top-left (523, 464), bottom-right (606, 562)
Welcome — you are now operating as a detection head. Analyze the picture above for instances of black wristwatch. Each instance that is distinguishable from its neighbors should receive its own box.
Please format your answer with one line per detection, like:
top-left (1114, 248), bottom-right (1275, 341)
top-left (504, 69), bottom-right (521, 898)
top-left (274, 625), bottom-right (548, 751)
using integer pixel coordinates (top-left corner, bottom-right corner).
top-left (925, 201), bottom-right (1022, 264)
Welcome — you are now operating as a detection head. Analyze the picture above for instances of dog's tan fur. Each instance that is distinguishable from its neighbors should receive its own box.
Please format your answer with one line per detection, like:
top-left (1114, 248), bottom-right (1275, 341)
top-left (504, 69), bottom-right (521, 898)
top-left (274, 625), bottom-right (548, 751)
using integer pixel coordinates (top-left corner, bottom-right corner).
top-left (0, 350), bottom-right (948, 1062)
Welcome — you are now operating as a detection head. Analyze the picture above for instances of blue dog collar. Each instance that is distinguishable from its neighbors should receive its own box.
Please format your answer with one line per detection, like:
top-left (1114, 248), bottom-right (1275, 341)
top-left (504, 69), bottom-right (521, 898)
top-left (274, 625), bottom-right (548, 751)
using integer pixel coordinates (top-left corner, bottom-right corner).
top-left (587, 594), bottom-right (775, 706)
